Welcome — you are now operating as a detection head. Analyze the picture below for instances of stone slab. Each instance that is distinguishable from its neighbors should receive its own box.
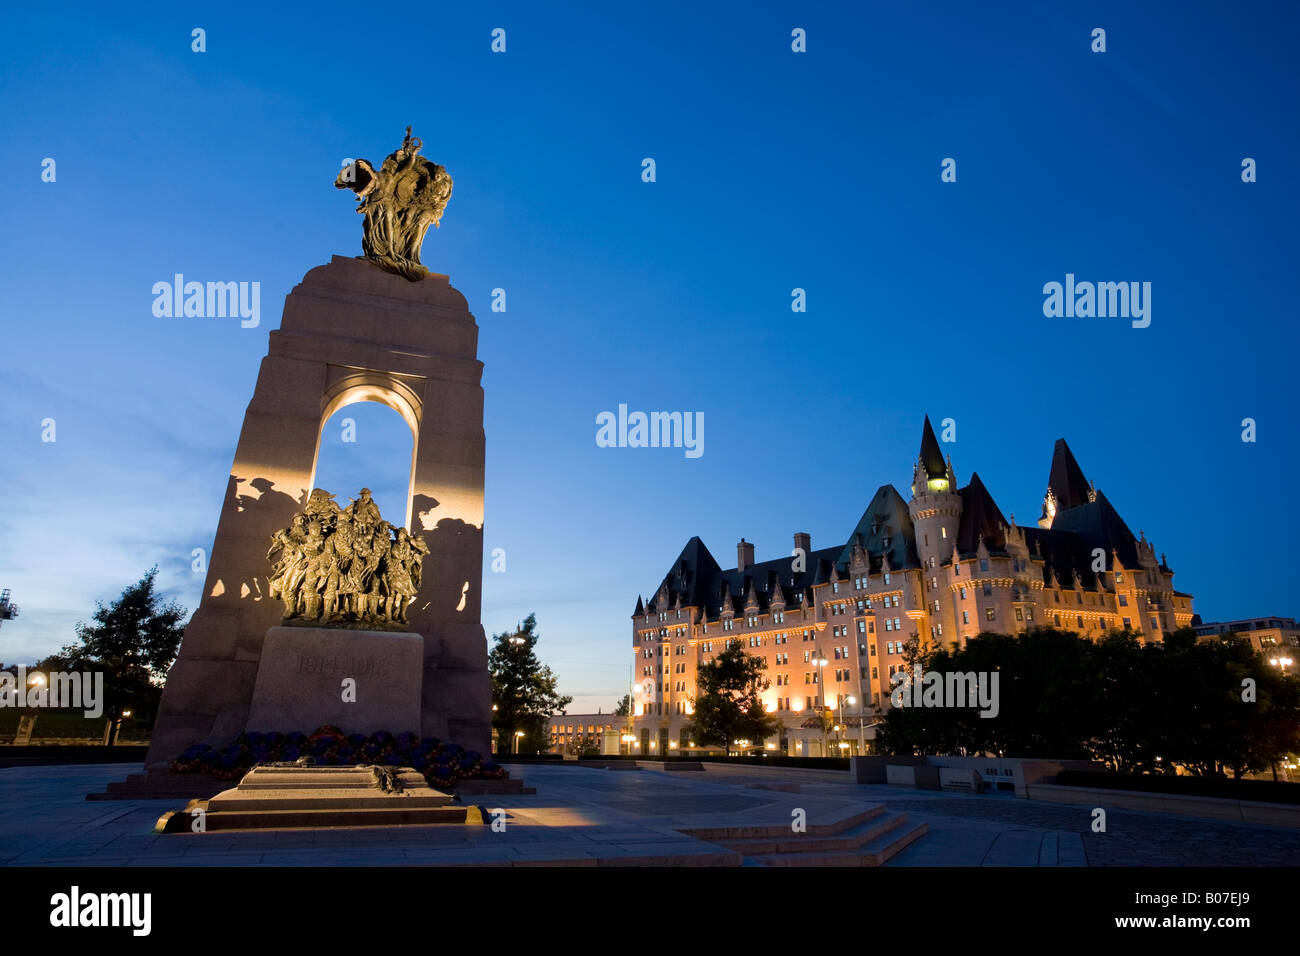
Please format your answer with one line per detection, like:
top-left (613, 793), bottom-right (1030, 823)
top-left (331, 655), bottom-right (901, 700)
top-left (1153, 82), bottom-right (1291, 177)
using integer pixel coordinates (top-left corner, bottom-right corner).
top-left (245, 627), bottom-right (423, 735)
top-left (158, 763), bottom-right (462, 831)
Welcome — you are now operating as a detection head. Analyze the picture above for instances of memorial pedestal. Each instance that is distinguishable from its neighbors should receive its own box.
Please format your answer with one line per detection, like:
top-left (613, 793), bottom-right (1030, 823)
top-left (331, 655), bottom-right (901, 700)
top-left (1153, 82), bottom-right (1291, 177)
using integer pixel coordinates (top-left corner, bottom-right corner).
top-left (245, 627), bottom-right (423, 736)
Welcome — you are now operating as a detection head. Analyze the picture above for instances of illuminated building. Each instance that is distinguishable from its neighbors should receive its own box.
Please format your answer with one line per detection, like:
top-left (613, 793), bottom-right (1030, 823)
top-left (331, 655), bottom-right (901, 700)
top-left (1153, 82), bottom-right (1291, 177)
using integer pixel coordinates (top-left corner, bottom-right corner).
top-left (627, 417), bottom-right (1196, 755)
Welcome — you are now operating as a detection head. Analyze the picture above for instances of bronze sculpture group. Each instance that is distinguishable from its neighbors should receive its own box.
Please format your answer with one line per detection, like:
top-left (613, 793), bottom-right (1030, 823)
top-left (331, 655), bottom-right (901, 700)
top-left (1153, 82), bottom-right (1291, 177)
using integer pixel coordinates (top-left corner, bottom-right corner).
top-left (335, 126), bottom-right (452, 281)
top-left (267, 488), bottom-right (428, 626)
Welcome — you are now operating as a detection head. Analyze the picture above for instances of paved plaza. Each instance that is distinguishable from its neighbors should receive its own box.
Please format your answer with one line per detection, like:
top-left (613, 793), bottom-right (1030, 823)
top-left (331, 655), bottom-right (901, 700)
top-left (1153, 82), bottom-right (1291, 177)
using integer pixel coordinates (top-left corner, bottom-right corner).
top-left (2, 762), bottom-right (1297, 867)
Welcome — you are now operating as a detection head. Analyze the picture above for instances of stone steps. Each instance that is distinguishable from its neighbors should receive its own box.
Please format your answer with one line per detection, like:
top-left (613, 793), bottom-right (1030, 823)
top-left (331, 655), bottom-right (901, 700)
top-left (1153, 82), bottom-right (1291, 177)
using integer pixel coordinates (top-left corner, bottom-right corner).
top-left (679, 804), bottom-right (885, 842)
top-left (153, 765), bottom-right (479, 833)
top-left (89, 771), bottom-right (229, 802)
top-left (715, 806), bottom-right (895, 854)
top-left (157, 800), bottom-right (473, 831)
top-left (744, 815), bottom-right (927, 867)
top-left (207, 791), bottom-right (455, 812)
top-left (454, 777), bottom-right (535, 795)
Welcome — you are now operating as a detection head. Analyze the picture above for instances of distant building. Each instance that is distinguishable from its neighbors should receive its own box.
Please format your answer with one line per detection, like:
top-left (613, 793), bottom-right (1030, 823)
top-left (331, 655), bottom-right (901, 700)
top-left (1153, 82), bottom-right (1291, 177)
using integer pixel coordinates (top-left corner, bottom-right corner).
top-left (627, 417), bottom-right (1197, 756)
top-left (547, 714), bottom-right (621, 754)
top-left (1193, 616), bottom-right (1299, 655)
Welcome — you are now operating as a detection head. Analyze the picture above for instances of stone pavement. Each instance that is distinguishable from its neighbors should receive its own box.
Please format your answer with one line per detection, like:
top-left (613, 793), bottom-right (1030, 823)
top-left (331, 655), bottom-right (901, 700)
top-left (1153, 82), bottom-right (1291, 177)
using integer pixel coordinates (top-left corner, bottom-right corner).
top-left (1, 762), bottom-right (1296, 866)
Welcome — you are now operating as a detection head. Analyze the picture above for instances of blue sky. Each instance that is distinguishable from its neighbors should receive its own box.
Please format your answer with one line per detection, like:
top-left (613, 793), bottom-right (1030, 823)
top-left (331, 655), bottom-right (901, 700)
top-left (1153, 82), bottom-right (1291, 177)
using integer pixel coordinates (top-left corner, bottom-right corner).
top-left (2, 2), bottom-right (1296, 713)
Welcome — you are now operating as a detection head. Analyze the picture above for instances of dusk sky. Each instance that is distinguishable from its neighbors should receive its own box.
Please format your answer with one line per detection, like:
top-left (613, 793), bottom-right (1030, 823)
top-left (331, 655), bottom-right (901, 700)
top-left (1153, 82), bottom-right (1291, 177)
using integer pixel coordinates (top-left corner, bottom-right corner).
top-left (2, 2), bottom-right (1296, 713)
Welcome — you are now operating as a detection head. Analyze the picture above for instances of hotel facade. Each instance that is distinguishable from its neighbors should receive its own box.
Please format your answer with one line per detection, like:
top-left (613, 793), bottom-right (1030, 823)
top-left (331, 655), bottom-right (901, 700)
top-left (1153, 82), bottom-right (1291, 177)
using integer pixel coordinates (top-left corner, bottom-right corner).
top-left (627, 417), bottom-right (1197, 757)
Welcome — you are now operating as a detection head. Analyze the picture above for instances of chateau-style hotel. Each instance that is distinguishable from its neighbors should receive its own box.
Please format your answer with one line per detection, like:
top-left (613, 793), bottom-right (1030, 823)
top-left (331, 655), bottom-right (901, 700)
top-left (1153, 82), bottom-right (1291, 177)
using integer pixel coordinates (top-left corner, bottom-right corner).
top-left (626, 418), bottom-right (1196, 756)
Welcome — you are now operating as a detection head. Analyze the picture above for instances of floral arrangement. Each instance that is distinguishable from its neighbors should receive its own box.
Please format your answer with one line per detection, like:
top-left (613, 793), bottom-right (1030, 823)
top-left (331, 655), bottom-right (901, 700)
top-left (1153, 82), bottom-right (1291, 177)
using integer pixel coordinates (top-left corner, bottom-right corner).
top-left (171, 726), bottom-right (504, 786)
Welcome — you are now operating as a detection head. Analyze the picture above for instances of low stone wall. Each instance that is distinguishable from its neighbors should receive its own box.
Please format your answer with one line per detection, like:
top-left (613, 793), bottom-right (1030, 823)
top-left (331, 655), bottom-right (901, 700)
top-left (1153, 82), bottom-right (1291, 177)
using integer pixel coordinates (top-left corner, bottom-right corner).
top-left (1026, 783), bottom-right (1300, 828)
top-left (691, 762), bottom-right (850, 785)
top-left (853, 756), bottom-right (1103, 797)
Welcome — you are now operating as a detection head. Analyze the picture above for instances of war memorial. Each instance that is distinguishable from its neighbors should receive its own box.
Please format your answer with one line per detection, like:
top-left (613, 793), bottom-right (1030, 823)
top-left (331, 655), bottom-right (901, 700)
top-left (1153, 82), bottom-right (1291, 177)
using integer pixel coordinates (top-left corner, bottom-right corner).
top-left (146, 129), bottom-right (492, 778)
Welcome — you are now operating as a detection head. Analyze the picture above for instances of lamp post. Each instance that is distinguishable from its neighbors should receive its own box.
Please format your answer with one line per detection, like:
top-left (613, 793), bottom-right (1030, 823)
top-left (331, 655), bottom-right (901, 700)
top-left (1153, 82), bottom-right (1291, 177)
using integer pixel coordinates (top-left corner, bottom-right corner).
top-left (513, 730), bottom-right (524, 755)
top-left (816, 658), bottom-right (828, 756)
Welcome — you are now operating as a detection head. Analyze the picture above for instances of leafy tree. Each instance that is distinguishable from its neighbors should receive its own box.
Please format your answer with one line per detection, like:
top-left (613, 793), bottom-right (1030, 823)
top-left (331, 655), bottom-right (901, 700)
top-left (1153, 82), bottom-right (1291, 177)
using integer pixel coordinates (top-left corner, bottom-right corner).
top-left (873, 626), bottom-right (1300, 778)
top-left (488, 613), bottom-right (572, 754)
top-left (613, 693), bottom-right (631, 717)
top-left (688, 639), bottom-right (781, 753)
top-left (564, 734), bottom-right (600, 757)
top-left (60, 567), bottom-right (186, 744)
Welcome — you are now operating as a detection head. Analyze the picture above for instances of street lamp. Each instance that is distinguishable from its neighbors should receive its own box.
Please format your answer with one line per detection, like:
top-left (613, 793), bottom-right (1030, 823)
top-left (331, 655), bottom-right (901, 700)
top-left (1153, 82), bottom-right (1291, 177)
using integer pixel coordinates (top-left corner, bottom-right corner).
top-left (513, 730), bottom-right (524, 754)
top-left (816, 658), bottom-right (829, 756)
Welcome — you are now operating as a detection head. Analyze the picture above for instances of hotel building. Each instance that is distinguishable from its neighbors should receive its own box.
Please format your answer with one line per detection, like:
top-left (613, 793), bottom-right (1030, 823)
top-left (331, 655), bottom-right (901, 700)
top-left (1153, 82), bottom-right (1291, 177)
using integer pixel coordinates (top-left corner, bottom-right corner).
top-left (627, 417), bottom-right (1197, 756)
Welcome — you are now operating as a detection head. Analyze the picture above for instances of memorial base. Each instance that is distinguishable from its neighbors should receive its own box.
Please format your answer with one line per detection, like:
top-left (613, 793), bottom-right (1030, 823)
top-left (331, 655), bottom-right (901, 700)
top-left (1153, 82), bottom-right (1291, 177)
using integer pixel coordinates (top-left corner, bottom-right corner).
top-left (245, 627), bottom-right (423, 736)
top-left (154, 765), bottom-right (472, 832)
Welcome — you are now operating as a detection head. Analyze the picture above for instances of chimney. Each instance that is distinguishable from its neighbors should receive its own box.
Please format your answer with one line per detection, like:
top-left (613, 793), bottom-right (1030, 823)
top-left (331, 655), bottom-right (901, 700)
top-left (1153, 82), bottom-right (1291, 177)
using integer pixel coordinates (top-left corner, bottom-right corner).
top-left (793, 532), bottom-right (811, 557)
top-left (737, 538), bottom-right (755, 573)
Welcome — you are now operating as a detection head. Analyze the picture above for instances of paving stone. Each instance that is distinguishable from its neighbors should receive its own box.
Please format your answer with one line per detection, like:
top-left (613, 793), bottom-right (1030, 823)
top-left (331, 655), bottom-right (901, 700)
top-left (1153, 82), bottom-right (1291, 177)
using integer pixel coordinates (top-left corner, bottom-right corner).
top-left (6, 761), bottom-right (1297, 867)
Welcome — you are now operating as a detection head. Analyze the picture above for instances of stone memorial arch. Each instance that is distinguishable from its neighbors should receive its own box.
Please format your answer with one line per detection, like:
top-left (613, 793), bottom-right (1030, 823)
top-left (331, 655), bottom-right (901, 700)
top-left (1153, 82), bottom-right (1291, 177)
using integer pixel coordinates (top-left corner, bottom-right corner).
top-left (146, 131), bottom-right (490, 768)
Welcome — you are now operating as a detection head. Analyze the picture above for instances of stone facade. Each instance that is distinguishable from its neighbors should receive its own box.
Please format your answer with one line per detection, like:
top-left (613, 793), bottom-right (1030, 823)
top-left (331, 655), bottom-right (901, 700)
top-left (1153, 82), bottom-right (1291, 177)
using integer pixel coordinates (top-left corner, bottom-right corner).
top-left (626, 418), bottom-right (1196, 755)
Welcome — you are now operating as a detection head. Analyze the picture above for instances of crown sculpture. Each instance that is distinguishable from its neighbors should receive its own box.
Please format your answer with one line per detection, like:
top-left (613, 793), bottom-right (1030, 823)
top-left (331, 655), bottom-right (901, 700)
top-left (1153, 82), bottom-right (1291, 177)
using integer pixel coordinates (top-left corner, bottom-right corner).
top-left (334, 127), bottom-right (453, 281)
top-left (267, 487), bottom-right (429, 628)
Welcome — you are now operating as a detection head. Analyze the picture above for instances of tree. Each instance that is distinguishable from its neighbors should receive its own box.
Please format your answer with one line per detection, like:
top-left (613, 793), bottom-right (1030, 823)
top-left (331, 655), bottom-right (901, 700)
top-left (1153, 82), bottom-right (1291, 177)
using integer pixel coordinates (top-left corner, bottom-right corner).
top-left (872, 625), bottom-right (1300, 778)
top-left (613, 693), bottom-right (631, 717)
top-left (60, 567), bottom-right (186, 745)
top-left (488, 613), bottom-right (572, 755)
top-left (564, 734), bottom-right (600, 757)
top-left (688, 639), bottom-right (781, 753)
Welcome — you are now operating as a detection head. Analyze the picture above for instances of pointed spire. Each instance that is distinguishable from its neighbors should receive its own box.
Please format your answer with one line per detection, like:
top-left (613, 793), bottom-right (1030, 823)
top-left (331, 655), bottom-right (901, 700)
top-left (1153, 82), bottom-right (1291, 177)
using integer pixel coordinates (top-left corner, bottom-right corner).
top-left (1047, 438), bottom-right (1091, 514)
top-left (634, 595), bottom-right (645, 616)
top-left (919, 415), bottom-right (946, 480)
